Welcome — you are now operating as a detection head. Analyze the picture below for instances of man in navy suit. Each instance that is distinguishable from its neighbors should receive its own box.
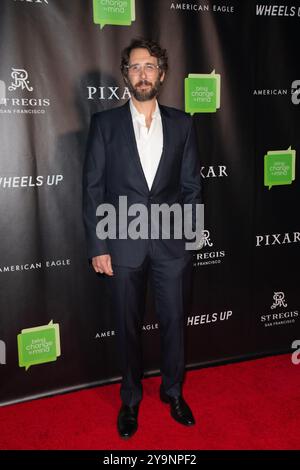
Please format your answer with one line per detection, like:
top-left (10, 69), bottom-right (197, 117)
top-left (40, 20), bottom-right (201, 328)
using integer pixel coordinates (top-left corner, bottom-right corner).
top-left (83, 38), bottom-right (202, 439)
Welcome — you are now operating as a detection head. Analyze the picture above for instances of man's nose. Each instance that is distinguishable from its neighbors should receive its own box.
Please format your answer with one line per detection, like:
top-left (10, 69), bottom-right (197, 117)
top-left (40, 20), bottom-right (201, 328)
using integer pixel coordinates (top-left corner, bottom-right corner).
top-left (140, 67), bottom-right (147, 79)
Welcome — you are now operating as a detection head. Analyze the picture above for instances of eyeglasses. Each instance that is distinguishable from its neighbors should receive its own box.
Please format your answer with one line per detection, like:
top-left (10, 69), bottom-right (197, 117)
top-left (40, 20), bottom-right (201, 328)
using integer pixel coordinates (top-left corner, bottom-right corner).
top-left (125, 63), bottom-right (160, 75)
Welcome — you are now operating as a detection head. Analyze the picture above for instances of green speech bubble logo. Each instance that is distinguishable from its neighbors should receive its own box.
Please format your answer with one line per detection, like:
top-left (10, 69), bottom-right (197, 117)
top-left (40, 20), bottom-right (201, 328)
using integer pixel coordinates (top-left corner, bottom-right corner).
top-left (17, 320), bottom-right (61, 370)
top-left (264, 147), bottom-right (296, 190)
top-left (184, 71), bottom-right (221, 115)
top-left (93, 0), bottom-right (135, 29)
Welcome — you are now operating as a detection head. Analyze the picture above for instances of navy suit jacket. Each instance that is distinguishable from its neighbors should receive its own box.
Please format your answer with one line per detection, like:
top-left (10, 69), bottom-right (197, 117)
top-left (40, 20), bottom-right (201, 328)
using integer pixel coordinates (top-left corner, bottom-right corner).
top-left (82, 100), bottom-right (202, 267)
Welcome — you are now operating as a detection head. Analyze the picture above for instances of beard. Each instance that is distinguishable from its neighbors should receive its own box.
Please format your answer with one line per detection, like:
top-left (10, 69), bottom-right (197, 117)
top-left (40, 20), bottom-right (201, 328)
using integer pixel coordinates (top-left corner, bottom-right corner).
top-left (126, 77), bottom-right (162, 102)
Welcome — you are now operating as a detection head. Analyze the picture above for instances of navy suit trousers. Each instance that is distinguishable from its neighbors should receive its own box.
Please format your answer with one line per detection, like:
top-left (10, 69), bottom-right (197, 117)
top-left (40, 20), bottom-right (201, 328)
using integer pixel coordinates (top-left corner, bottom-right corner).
top-left (106, 244), bottom-right (192, 407)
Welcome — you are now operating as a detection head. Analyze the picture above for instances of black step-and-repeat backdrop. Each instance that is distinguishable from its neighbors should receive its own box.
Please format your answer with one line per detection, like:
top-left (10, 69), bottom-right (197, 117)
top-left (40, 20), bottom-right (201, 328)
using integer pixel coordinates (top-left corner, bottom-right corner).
top-left (0, 0), bottom-right (299, 406)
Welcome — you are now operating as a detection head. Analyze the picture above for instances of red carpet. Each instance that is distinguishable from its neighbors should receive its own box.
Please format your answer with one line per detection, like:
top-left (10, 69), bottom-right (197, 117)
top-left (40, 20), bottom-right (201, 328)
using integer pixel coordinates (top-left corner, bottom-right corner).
top-left (1, 354), bottom-right (299, 450)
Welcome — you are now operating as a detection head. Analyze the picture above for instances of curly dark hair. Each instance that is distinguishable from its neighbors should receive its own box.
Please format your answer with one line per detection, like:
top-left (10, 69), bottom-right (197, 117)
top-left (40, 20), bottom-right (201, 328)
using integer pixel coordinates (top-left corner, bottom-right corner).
top-left (120, 38), bottom-right (168, 80)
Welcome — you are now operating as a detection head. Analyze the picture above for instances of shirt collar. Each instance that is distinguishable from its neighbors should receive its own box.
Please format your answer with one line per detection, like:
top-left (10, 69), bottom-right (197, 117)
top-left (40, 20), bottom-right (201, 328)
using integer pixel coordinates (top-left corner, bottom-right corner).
top-left (129, 99), bottom-right (161, 126)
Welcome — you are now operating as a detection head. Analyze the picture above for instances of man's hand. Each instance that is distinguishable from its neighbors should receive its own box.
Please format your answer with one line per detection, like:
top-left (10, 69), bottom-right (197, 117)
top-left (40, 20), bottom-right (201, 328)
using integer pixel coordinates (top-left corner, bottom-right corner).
top-left (92, 254), bottom-right (114, 276)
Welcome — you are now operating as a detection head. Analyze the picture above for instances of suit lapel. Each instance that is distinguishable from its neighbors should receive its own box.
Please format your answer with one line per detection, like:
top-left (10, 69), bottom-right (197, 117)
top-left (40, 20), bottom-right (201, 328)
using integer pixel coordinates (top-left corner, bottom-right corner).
top-left (120, 100), bottom-right (149, 193)
top-left (150, 103), bottom-right (169, 194)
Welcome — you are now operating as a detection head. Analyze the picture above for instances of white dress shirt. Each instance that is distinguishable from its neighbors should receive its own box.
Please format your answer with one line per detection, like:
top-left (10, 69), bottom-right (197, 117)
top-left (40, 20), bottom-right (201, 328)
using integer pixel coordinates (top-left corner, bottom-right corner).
top-left (129, 99), bottom-right (163, 190)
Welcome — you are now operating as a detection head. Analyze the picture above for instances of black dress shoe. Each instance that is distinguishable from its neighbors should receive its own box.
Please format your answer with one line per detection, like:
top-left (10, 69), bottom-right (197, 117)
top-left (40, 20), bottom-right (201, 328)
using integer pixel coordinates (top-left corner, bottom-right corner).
top-left (160, 387), bottom-right (195, 426)
top-left (117, 403), bottom-right (139, 439)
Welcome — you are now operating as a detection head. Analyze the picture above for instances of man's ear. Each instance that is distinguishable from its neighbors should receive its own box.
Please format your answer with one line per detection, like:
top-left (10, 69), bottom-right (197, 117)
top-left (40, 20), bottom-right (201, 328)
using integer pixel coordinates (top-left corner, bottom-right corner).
top-left (160, 71), bottom-right (165, 84)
